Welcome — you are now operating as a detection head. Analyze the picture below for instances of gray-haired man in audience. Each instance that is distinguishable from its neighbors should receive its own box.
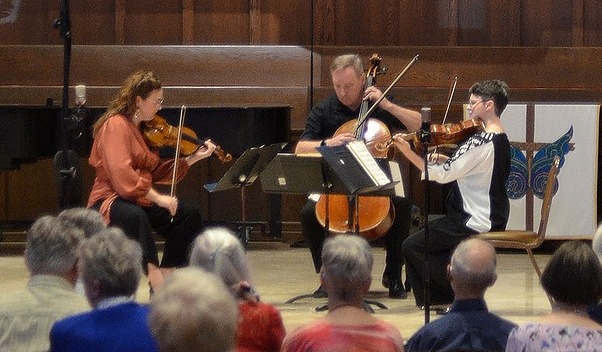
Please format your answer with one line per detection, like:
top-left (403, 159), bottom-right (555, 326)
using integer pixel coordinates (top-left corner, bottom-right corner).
top-left (0, 215), bottom-right (89, 351)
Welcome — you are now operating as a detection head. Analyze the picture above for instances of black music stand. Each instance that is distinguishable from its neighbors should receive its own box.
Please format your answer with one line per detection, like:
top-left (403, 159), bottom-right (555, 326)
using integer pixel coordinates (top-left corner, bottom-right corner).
top-left (260, 150), bottom-right (396, 312)
top-left (204, 143), bottom-right (286, 244)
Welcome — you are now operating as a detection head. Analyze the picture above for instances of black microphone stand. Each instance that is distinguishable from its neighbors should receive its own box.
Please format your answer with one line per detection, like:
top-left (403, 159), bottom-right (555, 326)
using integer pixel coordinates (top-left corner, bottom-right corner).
top-left (53, 0), bottom-right (79, 209)
top-left (419, 107), bottom-right (432, 324)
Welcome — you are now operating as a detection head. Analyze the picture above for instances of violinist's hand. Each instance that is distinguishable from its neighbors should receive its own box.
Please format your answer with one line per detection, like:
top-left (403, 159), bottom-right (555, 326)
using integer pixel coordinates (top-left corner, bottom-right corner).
top-left (392, 133), bottom-right (426, 172)
top-left (324, 132), bottom-right (355, 147)
top-left (187, 140), bottom-right (217, 165)
top-left (392, 133), bottom-right (412, 155)
top-left (156, 194), bottom-right (178, 216)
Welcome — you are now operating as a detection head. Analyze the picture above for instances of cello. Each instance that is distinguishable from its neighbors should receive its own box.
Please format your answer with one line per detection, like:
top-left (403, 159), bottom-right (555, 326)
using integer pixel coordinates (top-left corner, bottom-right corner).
top-left (315, 54), bottom-right (395, 241)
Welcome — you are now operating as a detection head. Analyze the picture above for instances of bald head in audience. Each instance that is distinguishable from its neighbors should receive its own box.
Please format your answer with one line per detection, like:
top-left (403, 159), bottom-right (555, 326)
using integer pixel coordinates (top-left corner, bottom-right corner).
top-left (448, 238), bottom-right (497, 299)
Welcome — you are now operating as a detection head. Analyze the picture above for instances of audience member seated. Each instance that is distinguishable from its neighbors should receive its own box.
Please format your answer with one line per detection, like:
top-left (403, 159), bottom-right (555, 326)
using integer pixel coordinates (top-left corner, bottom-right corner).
top-left (50, 227), bottom-right (158, 352)
top-left (58, 207), bottom-right (106, 238)
top-left (58, 207), bottom-right (107, 294)
top-left (405, 238), bottom-right (517, 352)
top-left (281, 235), bottom-right (404, 352)
top-left (505, 241), bottom-right (602, 352)
top-left (0, 215), bottom-right (89, 351)
top-left (589, 224), bottom-right (602, 324)
top-left (149, 267), bottom-right (238, 352)
top-left (189, 227), bottom-right (286, 352)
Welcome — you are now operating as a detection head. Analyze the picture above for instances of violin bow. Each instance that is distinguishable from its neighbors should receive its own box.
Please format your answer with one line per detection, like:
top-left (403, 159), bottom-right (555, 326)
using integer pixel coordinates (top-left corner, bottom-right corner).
top-left (441, 76), bottom-right (458, 125)
top-left (358, 54), bottom-right (419, 123)
top-left (170, 105), bottom-right (187, 199)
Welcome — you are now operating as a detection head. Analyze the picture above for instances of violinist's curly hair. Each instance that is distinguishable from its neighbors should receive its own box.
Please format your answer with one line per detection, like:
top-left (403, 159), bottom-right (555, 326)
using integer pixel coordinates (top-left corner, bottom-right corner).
top-left (92, 70), bottom-right (162, 137)
top-left (469, 79), bottom-right (509, 116)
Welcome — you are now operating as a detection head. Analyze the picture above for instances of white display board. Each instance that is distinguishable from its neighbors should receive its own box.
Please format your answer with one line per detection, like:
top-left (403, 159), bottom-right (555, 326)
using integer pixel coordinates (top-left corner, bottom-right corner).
top-left (501, 104), bottom-right (599, 239)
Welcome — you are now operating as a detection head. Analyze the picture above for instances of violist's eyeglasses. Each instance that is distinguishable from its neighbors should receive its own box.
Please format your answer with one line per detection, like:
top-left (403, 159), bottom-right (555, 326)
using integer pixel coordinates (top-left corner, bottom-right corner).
top-left (468, 100), bottom-right (484, 108)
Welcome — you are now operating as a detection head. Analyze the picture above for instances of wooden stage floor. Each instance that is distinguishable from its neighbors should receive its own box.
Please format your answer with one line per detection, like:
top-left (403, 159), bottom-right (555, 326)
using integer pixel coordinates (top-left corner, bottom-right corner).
top-left (0, 241), bottom-right (552, 343)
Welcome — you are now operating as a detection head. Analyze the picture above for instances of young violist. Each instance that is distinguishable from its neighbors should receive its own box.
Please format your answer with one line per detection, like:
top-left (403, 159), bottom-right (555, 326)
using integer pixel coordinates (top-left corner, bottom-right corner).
top-left (393, 79), bottom-right (511, 310)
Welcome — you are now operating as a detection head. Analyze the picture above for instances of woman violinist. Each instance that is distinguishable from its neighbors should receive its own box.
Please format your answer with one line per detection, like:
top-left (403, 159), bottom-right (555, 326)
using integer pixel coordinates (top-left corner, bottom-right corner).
top-left (87, 70), bottom-right (216, 292)
top-left (392, 80), bottom-right (512, 309)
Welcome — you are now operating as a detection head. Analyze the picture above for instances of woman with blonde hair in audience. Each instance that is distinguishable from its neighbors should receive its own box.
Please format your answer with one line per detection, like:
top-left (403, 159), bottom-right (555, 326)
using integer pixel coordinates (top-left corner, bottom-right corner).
top-left (189, 227), bottom-right (285, 352)
top-left (149, 267), bottom-right (238, 352)
top-left (505, 241), bottom-right (602, 351)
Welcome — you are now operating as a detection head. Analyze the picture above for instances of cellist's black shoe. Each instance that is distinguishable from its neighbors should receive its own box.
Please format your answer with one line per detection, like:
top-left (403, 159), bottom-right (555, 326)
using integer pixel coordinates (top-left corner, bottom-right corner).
top-left (387, 279), bottom-right (408, 299)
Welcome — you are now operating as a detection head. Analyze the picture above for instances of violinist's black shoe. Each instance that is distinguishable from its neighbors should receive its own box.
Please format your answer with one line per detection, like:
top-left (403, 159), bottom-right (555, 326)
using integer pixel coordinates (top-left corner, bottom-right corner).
top-left (387, 279), bottom-right (408, 299)
top-left (312, 284), bottom-right (328, 298)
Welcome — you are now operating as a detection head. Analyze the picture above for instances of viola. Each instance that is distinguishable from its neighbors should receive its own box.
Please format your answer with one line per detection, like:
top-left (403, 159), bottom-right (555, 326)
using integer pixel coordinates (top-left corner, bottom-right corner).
top-left (399, 118), bottom-right (484, 154)
top-left (143, 115), bottom-right (232, 163)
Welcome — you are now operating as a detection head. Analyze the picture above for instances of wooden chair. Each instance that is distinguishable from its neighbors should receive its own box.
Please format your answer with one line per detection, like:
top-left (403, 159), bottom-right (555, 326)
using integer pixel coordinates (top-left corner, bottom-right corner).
top-left (474, 156), bottom-right (560, 303)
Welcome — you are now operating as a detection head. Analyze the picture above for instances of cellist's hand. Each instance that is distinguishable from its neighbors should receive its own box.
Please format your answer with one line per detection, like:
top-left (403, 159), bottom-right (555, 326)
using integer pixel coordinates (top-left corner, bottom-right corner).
top-left (325, 133), bottom-right (355, 147)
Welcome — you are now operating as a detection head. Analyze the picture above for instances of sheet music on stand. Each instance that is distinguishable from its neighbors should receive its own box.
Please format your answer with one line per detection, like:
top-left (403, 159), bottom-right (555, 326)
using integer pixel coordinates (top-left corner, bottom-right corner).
top-left (345, 140), bottom-right (391, 186)
top-left (317, 142), bottom-right (398, 196)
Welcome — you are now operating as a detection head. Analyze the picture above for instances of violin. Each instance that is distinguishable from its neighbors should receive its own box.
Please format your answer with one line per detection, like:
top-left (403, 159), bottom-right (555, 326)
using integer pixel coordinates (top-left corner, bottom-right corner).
top-left (398, 118), bottom-right (485, 154)
top-left (143, 115), bottom-right (232, 163)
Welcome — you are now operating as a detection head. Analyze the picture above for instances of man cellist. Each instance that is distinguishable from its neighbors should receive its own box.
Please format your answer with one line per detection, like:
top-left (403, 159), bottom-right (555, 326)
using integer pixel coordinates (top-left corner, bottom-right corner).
top-left (295, 54), bottom-right (421, 298)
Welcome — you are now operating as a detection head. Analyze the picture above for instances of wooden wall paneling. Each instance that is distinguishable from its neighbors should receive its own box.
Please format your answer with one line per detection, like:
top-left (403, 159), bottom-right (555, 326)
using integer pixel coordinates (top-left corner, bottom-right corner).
top-left (196, 2), bottom-right (249, 44)
top-left (0, 173), bottom-right (7, 220)
top-left (68, 0), bottom-right (115, 44)
top-left (488, 0), bottom-right (522, 45)
top-left (457, 0), bottom-right (490, 45)
top-left (249, 0), bottom-right (261, 44)
top-left (396, 0), bottom-right (424, 45)
top-left (331, 0), bottom-right (405, 45)
top-left (448, 0), bottom-right (459, 45)
top-left (408, 1), bottom-right (457, 46)
top-left (521, 0), bottom-right (575, 46)
top-left (312, 46), bottom-right (602, 94)
top-left (0, 45), bottom-right (311, 86)
top-left (182, 0), bottom-right (195, 44)
top-left (4, 160), bottom-right (59, 220)
top-left (3, 0), bottom-right (602, 46)
top-left (572, 0), bottom-right (584, 46)
top-left (260, 0), bottom-right (312, 45)
top-left (115, 0), bottom-right (126, 44)
top-left (584, 0), bottom-right (602, 45)
top-left (46, 0), bottom-right (59, 44)
top-left (314, 0), bottom-right (336, 45)
top-left (379, 0), bottom-right (401, 45)
top-left (124, 1), bottom-right (182, 44)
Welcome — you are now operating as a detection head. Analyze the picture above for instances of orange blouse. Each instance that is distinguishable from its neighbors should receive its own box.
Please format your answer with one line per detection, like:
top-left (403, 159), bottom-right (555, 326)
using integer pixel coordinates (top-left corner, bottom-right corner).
top-left (87, 114), bottom-right (190, 223)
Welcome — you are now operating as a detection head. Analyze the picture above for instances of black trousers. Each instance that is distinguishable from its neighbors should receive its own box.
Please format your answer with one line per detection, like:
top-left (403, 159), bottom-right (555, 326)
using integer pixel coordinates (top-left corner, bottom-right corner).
top-left (300, 196), bottom-right (412, 281)
top-left (103, 198), bottom-right (204, 269)
top-left (402, 216), bottom-right (476, 306)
